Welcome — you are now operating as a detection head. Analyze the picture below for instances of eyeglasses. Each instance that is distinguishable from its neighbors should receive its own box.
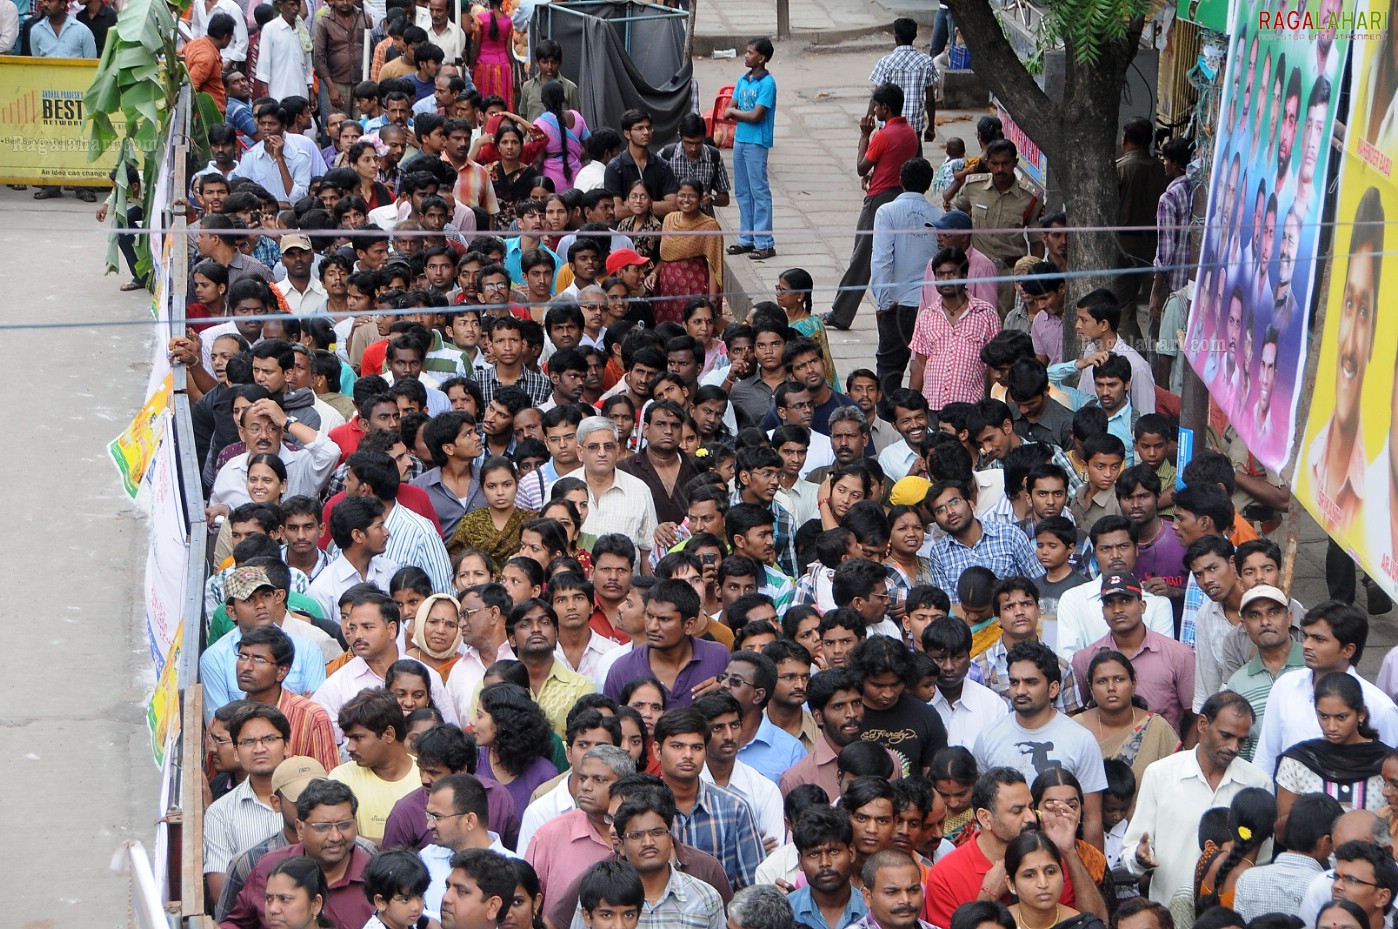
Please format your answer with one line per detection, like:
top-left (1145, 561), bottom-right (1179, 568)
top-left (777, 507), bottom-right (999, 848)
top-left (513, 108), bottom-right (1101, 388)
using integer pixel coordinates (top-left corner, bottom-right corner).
top-left (461, 606), bottom-right (491, 620)
top-left (1335, 871), bottom-right (1380, 889)
top-left (582, 442), bottom-right (619, 453)
top-left (426, 810), bottom-right (468, 823)
top-left (245, 423), bottom-right (285, 436)
top-left (620, 826), bottom-right (670, 843)
top-left (235, 734), bottom-right (286, 748)
top-left (236, 653), bottom-right (275, 666)
top-left (306, 819), bottom-right (356, 834)
top-left (715, 672), bottom-right (748, 688)
top-left (208, 734), bottom-right (232, 746)
top-left (932, 497), bottom-right (964, 516)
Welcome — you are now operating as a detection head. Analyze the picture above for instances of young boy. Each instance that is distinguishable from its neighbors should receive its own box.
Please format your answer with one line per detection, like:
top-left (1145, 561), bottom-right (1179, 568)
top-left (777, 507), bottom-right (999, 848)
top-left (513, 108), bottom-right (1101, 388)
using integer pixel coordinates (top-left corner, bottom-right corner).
top-left (364, 847), bottom-right (432, 929)
top-left (724, 37), bottom-right (777, 259)
top-left (910, 649), bottom-right (939, 703)
top-left (904, 583), bottom-right (951, 652)
top-left (1033, 516), bottom-right (1090, 620)
top-left (1065, 406), bottom-right (1108, 484)
top-left (1102, 758), bottom-right (1138, 899)
top-left (1071, 432), bottom-right (1125, 528)
top-left (281, 495), bottom-right (329, 582)
top-left (1133, 412), bottom-right (1177, 513)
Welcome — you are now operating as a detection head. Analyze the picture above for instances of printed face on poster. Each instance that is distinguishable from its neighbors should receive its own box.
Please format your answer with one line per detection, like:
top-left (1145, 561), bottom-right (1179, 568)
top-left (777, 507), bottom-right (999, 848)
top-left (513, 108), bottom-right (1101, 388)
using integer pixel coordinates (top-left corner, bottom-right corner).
top-left (1295, 0), bottom-right (1398, 597)
top-left (1183, 0), bottom-right (1352, 471)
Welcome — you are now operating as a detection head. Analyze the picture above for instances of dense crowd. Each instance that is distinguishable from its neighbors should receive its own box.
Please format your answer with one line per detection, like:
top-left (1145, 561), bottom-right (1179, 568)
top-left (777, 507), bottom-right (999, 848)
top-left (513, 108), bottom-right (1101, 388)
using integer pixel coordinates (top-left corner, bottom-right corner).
top-left (69, 3), bottom-right (1398, 929)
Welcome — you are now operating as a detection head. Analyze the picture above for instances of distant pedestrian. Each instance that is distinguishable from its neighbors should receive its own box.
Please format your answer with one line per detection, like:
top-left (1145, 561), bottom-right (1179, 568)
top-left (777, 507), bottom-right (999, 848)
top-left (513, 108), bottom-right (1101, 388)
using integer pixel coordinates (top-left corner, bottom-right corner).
top-left (826, 82), bottom-right (918, 331)
top-left (725, 37), bottom-right (778, 261)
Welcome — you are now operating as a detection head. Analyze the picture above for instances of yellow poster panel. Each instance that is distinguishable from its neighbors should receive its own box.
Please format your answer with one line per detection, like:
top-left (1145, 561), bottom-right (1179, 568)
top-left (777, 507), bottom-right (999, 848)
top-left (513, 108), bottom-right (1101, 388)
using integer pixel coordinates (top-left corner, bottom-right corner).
top-left (1293, 1), bottom-right (1398, 597)
top-left (147, 626), bottom-right (182, 765)
top-left (109, 370), bottom-right (173, 499)
top-left (0, 55), bottom-right (122, 186)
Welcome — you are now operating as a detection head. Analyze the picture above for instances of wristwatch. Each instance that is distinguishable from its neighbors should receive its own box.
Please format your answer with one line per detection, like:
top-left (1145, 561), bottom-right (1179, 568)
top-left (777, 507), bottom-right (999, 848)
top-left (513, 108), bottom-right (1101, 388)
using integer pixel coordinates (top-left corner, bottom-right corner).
top-left (285, 414), bottom-right (298, 425)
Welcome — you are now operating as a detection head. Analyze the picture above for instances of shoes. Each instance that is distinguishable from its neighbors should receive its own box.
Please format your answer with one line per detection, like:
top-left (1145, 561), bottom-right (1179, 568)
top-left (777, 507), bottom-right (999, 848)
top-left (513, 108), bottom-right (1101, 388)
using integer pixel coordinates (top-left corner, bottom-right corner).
top-left (749, 247), bottom-right (777, 260)
top-left (727, 243), bottom-right (755, 255)
top-left (76, 188), bottom-right (97, 202)
top-left (822, 311), bottom-right (852, 331)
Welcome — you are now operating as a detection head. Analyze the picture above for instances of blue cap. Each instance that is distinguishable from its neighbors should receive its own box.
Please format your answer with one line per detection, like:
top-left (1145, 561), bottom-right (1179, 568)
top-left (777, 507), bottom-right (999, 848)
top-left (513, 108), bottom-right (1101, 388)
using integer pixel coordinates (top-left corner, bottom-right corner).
top-left (934, 210), bottom-right (973, 231)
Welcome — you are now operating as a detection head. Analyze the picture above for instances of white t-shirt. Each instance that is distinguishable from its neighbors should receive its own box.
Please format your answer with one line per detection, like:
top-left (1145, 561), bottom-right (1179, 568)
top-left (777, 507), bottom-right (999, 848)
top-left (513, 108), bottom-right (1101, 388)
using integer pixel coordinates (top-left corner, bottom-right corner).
top-left (973, 711), bottom-right (1108, 793)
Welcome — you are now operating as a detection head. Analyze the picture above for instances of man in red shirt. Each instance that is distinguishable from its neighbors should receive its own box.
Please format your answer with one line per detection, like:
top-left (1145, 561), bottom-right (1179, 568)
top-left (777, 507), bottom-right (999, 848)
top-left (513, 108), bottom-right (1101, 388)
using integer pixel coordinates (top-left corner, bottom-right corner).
top-left (827, 82), bottom-right (919, 330)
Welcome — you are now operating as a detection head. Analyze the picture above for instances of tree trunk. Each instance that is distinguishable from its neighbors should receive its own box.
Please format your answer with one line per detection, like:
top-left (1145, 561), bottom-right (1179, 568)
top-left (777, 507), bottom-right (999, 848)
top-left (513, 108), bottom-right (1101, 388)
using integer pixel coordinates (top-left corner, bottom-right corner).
top-left (944, 0), bottom-right (1144, 362)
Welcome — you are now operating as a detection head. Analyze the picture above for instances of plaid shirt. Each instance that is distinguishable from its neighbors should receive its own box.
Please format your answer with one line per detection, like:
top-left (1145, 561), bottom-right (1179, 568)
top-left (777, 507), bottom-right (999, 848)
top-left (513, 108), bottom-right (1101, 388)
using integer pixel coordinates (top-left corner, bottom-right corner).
top-left (253, 235), bottom-right (282, 269)
top-left (929, 520), bottom-right (1045, 603)
top-left (1154, 173), bottom-right (1195, 292)
top-left (730, 489), bottom-right (801, 579)
top-left (671, 781), bottom-right (766, 889)
top-left (868, 44), bottom-right (940, 139)
top-left (971, 637), bottom-right (1083, 714)
top-left (477, 366), bottom-right (551, 406)
top-left (663, 143), bottom-right (730, 216)
top-left (910, 293), bottom-right (1000, 408)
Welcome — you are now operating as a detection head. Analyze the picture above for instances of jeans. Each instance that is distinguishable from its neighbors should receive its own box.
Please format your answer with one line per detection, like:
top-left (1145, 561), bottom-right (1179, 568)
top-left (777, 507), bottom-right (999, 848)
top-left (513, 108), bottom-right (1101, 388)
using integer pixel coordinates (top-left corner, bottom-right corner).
top-left (931, 8), bottom-right (953, 54)
top-left (733, 141), bottom-right (773, 249)
top-left (876, 303), bottom-right (919, 392)
top-left (830, 186), bottom-right (901, 326)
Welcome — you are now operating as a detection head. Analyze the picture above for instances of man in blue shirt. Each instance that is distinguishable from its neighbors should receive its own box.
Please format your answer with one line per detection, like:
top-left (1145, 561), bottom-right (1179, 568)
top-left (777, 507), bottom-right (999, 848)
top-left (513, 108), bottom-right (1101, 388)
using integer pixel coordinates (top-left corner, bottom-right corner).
top-left (724, 37), bottom-right (777, 259)
top-left (871, 158), bottom-right (942, 393)
top-left (29, 0), bottom-right (94, 57)
top-left (200, 565), bottom-right (327, 722)
top-left (720, 650), bottom-right (807, 784)
top-left (788, 806), bottom-right (868, 929)
top-left (29, 0), bottom-right (96, 201)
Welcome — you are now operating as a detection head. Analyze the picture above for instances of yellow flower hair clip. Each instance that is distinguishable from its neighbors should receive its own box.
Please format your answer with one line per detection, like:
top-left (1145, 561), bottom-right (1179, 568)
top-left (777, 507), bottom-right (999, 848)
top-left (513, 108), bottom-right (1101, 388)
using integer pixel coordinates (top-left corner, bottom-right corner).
top-left (695, 447), bottom-right (710, 458)
top-left (1237, 826), bottom-right (1253, 842)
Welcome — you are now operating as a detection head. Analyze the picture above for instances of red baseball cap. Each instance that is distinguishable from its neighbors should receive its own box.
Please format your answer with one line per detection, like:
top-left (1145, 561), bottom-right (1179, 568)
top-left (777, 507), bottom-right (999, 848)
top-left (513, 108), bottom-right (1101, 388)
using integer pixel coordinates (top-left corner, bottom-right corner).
top-left (605, 248), bottom-right (649, 274)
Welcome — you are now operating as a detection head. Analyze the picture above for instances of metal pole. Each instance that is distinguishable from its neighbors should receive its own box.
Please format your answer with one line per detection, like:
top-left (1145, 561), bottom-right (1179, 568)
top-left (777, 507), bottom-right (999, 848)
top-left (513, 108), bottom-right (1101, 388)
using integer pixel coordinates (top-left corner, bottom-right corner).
top-left (683, 0), bottom-right (696, 64)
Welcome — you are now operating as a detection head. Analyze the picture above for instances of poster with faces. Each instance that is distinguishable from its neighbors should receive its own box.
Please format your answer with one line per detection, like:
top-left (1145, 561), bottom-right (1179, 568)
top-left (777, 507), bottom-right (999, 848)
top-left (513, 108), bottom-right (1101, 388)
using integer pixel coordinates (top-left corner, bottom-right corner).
top-left (1182, 0), bottom-right (1352, 471)
top-left (1294, 0), bottom-right (1398, 599)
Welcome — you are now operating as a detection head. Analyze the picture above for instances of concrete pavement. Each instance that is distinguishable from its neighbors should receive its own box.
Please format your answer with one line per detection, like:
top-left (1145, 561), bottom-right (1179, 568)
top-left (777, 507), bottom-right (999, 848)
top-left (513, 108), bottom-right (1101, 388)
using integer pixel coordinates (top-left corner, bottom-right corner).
top-left (0, 188), bottom-right (160, 928)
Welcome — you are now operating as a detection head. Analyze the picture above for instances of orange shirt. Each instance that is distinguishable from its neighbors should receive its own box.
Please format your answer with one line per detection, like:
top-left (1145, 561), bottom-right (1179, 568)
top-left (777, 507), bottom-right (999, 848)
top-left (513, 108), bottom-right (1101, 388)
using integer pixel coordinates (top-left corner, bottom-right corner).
top-left (182, 36), bottom-right (227, 114)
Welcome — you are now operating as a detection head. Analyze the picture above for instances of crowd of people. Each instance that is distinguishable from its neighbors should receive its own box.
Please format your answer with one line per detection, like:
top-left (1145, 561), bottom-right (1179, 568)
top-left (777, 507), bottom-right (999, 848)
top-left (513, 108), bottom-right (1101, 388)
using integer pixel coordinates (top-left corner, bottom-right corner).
top-left (109, 4), bottom-right (1398, 929)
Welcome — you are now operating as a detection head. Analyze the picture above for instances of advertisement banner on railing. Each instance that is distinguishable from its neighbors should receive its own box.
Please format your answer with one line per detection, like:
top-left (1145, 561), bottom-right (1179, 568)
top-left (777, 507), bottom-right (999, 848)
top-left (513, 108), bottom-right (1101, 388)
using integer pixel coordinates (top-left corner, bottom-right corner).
top-left (1182, 0), bottom-right (1352, 472)
top-left (0, 56), bottom-right (123, 185)
top-left (1293, 0), bottom-right (1398, 599)
top-left (108, 371), bottom-right (172, 500)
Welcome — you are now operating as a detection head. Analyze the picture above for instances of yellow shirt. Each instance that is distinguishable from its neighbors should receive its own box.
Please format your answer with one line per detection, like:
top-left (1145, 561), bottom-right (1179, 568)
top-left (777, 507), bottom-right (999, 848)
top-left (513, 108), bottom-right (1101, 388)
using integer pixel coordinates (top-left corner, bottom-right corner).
top-left (534, 661), bottom-right (596, 737)
top-left (329, 757), bottom-right (420, 844)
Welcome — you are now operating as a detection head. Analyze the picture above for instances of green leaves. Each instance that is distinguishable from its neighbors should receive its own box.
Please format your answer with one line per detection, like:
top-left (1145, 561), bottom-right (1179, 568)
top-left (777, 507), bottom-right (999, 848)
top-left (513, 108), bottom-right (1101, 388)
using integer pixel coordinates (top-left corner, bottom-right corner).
top-left (84, 0), bottom-right (187, 274)
top-left (1037, 0), bottom-right (1153, 67)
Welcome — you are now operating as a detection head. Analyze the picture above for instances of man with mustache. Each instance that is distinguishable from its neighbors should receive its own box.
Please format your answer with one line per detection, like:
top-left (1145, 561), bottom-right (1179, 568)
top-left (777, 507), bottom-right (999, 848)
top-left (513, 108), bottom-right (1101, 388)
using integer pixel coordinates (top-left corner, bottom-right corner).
top-left (653, 707), bottom-right (766, 889)
top-left (1122, 692), bottom-right (1275, 905)
top-left (922, 768), bottom-right (1039, 927)
top-left (971, 642), bottom-right (1107, 850)
top-left (855, 849), bottom-right (940, 929)
top-left (694, 693), bottom-right (785, 853)
top-left (787, 806), bottom-right (867, 929)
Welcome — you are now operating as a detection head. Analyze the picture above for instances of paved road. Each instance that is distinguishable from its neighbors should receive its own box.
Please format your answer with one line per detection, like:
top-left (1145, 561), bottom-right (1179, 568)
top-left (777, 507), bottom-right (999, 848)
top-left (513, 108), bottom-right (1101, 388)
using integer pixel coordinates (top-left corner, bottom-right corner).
top-left (0, 187), bottom-right (161, 929)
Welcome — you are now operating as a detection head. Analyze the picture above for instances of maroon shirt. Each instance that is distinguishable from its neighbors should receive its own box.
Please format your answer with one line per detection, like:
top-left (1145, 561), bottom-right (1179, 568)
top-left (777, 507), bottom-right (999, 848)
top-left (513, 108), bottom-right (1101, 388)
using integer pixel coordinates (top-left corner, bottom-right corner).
top-left (381, 775), bottom-right (520, 852)
top-left (219, 842), bottom-right (374, 929)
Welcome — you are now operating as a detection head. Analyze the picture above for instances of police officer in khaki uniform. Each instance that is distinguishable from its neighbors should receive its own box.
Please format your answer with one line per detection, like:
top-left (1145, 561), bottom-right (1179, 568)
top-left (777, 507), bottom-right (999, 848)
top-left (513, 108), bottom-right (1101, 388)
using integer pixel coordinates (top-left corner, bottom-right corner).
top-left (952, 137), bottom-right (1044, 316)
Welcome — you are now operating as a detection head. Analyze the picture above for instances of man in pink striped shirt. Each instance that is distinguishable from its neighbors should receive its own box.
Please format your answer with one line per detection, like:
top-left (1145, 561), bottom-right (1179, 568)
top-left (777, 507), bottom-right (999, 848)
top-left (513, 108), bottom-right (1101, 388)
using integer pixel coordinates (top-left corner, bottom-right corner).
top-left (909, 246), bottom-right (1001, 409)
top-left (931, 210), bottom-right (998, 308)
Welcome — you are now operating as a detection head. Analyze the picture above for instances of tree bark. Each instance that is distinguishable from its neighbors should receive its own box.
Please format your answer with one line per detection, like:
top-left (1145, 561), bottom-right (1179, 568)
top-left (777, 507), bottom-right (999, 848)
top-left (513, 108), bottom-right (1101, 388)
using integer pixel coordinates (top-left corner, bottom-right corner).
top-left (944, 0), bottom-right (1145, 362)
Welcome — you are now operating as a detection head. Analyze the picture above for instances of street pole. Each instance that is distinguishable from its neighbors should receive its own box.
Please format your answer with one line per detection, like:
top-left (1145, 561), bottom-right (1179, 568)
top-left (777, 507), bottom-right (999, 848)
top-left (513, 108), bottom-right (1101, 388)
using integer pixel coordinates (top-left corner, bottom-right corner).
top-left (777, 0), bottom-right (790, 39)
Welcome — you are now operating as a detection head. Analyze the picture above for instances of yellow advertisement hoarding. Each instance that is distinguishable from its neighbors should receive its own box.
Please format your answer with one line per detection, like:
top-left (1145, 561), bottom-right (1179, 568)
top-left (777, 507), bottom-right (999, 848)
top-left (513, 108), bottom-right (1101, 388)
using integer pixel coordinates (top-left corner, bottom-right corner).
top-left (0, 55), bottom-right (122, 185)
top-left (1293, 0), bottom-right (1398, 597)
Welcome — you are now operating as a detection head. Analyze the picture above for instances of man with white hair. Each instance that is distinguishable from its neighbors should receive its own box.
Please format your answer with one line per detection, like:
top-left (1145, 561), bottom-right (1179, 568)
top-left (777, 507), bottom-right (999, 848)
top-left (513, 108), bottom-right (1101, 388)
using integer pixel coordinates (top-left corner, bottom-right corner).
top-left (576, 416), bottom-right (659, 568)
top-left (729, 882), bottom-right (796, 929)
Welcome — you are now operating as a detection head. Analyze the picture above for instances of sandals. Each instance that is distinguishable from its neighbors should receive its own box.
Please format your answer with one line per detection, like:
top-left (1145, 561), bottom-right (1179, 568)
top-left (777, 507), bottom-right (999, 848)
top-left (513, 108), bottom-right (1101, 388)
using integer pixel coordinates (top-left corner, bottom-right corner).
top-left (748, 247), bottom-right (777, 260)
top-left (120, 281), bottom-right (145, 292)
top-left (726, 243), bottom-right (754, 255)
top-left (77, 189), bottom-right (97, 202)
top-left (32, 187), bottom-right (62, 200)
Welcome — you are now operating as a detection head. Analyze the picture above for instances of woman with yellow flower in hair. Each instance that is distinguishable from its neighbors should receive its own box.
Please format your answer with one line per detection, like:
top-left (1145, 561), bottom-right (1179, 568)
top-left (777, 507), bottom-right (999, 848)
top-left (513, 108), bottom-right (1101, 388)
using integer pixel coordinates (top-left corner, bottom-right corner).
top-left (1195, 787), bottom-right (1276, 914)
